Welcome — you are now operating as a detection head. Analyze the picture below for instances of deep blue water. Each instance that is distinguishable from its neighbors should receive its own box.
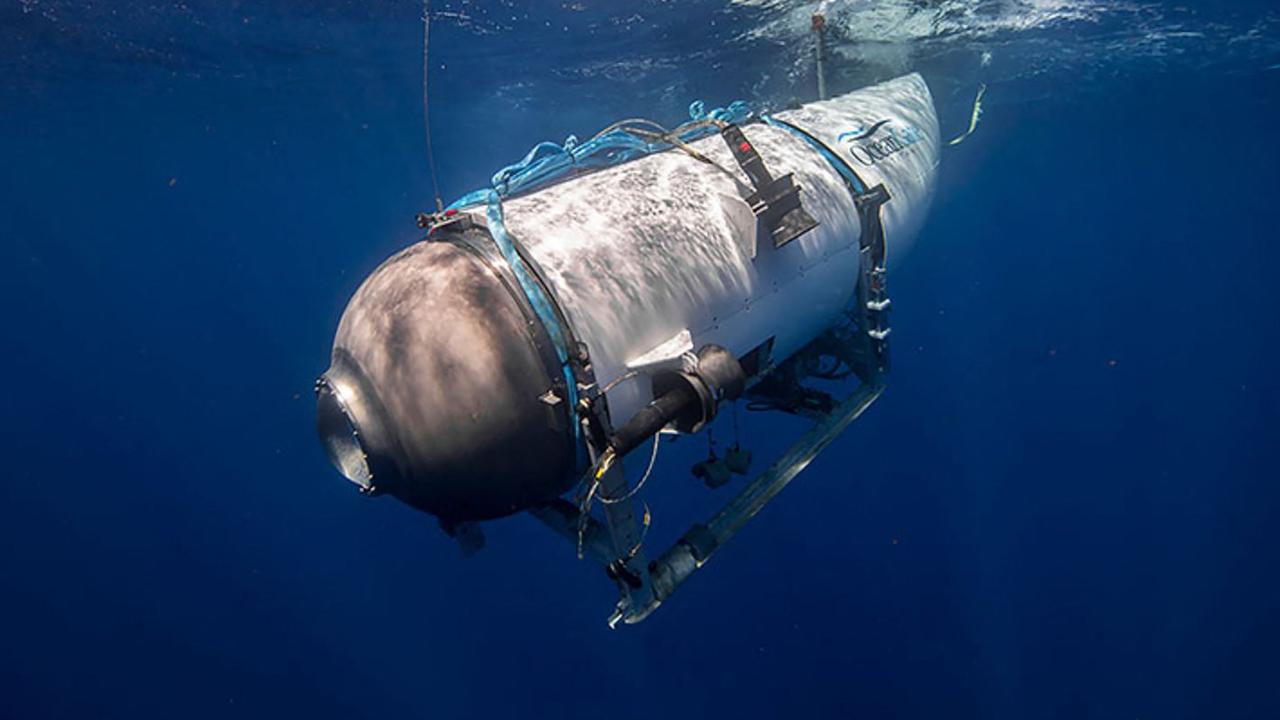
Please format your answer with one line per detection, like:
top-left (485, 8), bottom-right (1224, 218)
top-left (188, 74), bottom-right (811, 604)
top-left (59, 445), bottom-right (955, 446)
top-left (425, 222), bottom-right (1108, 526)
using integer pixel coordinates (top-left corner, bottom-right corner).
top-left (3, 2), bottom-right (1279, 718)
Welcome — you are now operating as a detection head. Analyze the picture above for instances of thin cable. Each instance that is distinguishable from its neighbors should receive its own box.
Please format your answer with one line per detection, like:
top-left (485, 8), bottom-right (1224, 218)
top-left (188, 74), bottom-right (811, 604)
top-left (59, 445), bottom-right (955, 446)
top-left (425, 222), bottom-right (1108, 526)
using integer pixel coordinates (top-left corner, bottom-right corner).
top-left (599, 370), bottom-right (641, 395)
top-left (622, 501), bottom-right (652, 561)
top-left (575, 433), bottom-right (661, 557)
top-left (422, 0), bottom-right (444, 211)
top-left (575, 478), bottom-right (600, 560)
top-left (622, 127), bottom-right (716, 165)
top-left (592, 117), bottom-right (671, 139)
top-left (598, 434), bottom-right (661, 505)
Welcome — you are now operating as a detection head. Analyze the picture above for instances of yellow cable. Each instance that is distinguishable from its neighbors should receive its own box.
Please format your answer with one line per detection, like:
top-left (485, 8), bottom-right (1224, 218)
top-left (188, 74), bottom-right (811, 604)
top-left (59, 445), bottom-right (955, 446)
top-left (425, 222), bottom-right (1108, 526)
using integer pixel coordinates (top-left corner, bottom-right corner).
top-left (947, 83), bottom-right (987, 147)
top-left (594, 449), bottom-right (616, 480)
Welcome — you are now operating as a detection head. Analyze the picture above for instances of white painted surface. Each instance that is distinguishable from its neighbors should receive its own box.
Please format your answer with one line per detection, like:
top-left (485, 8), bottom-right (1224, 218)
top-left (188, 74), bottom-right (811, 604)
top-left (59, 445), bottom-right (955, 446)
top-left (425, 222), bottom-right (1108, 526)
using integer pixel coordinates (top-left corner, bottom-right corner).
top-left (476, 74), bottom-right (939, 426)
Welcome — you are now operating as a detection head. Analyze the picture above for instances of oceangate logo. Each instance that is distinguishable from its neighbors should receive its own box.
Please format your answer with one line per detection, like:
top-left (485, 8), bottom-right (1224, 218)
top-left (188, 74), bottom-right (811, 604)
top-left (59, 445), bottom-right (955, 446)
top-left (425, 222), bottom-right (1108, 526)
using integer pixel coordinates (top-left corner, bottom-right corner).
top-left (837, 120), bottom-right (923, 166)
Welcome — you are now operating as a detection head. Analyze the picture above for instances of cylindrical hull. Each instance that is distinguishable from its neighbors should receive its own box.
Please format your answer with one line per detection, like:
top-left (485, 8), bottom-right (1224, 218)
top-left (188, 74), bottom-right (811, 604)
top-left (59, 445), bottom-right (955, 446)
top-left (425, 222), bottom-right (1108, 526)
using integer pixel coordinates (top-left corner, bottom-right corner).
top-left (496, 73), bottom-right (939, 424)
top-left (319, 73), bottom-right (940, 520)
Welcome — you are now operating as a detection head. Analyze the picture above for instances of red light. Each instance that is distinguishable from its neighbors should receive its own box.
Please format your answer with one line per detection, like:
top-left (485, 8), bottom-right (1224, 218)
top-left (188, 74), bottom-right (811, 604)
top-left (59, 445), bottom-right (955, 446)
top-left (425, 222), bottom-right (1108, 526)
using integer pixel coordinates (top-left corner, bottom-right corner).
top-left (738, 141), bottom-right (751, 153)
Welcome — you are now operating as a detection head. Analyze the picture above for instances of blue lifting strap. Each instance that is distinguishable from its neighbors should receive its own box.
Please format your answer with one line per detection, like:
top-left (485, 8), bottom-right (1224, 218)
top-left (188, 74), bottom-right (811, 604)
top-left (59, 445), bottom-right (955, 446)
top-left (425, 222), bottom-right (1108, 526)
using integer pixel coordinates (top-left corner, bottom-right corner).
top-left (762, 115), bottom-right (868, 195)
top-left (483, 190), bottom-right (583, 450)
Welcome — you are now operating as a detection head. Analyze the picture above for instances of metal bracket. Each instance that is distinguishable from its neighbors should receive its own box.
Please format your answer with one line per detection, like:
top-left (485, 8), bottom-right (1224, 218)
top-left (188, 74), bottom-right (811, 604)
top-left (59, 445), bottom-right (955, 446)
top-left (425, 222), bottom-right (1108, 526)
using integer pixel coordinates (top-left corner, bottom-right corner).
top-left (853, 184), bottom-right (892, 378)
top-left (721, 124), bottom-right (819, 248)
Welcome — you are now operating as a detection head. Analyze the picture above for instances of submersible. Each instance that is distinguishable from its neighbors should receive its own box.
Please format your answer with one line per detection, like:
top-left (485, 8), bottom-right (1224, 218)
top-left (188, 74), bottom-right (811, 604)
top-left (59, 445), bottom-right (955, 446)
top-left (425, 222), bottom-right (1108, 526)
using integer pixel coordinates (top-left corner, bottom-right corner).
top-left (317, 73), bottom-right (940, 623)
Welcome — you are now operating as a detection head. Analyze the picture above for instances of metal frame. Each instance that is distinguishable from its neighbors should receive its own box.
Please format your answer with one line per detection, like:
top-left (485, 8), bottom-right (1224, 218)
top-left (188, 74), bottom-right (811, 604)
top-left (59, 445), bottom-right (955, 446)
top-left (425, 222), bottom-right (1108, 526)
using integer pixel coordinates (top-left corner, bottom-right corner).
top-left (531, 356), bottom-right (884, 627)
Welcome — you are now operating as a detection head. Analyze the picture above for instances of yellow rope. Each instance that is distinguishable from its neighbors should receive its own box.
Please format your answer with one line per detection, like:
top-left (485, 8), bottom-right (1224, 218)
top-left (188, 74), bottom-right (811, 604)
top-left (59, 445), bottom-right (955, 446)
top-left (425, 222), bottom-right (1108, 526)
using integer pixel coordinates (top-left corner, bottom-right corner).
top-left (947, 83), bottom-right (987, 146)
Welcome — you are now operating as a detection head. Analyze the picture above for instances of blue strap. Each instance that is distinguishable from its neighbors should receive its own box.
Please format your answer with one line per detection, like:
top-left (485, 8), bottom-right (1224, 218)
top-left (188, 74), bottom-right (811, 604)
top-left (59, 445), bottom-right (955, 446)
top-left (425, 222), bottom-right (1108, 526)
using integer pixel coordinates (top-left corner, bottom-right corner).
top-left (483, 191), bottom-right (582, 450)
top-left (763, 115), bottom-right (867, 195)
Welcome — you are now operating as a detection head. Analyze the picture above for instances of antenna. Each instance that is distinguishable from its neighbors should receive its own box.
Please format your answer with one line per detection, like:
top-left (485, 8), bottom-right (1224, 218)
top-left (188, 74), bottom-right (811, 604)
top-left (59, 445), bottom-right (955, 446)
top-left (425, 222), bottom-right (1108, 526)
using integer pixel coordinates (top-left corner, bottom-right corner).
top-left (423, 0), bottom-right (444, 212)
top-left (812, 13), bottom-right (828, 101)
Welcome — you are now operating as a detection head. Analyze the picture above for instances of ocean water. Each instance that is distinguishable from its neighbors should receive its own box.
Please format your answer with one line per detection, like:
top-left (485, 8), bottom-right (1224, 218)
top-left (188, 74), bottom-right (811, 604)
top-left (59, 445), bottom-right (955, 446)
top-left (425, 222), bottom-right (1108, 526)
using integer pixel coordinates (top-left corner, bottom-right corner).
top-left (2, 1), bottom-right (1279, 718)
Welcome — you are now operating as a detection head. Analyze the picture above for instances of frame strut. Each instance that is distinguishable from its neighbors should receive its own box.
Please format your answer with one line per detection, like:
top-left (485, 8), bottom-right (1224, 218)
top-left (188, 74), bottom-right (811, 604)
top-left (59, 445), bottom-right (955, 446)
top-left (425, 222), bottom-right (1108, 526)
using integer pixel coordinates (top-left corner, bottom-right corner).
top-left (640, 381), bottom-right (884, 622)
top-left (532, 380), bottom-right (883, 625)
